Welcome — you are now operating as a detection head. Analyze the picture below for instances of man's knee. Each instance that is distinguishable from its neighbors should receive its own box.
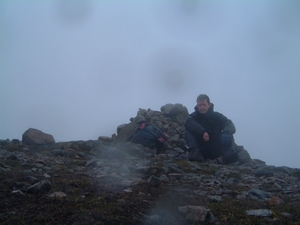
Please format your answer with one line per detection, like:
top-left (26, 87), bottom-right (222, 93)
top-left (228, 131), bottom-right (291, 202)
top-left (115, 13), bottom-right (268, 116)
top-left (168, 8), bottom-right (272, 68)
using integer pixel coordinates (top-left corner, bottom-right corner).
top-left (185, 130), bottom-right (199, 149)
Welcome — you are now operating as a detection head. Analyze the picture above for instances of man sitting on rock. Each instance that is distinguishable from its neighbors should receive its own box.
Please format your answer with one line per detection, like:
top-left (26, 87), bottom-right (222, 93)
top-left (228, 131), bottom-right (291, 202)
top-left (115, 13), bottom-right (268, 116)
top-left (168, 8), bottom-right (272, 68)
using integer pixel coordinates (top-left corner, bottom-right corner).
top-left (185, 94), bottom-right (238, 164)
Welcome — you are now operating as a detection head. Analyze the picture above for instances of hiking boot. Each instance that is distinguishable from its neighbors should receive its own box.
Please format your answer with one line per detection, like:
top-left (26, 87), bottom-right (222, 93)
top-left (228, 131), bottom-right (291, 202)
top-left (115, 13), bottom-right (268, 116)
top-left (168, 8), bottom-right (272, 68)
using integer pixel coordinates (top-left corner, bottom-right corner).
top-left (188, 148), bottom-right (204, 162)
top-left (222, 149), bottom-right (238, 165)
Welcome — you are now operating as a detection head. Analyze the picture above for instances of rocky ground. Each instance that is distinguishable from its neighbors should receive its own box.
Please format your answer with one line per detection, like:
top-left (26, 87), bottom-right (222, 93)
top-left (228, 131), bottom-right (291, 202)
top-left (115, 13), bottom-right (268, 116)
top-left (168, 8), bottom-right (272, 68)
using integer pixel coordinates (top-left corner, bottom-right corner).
top-left (1, 104), bottom-right (300, 224)
top-left (1, 138), bottom-right (300, 225)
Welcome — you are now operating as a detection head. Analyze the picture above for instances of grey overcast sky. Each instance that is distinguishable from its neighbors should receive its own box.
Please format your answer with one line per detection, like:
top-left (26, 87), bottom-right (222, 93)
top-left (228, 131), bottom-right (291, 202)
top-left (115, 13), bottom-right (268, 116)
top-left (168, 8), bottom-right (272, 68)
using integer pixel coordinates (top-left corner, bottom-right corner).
top-left (1, 1), bottom-right (299, 168)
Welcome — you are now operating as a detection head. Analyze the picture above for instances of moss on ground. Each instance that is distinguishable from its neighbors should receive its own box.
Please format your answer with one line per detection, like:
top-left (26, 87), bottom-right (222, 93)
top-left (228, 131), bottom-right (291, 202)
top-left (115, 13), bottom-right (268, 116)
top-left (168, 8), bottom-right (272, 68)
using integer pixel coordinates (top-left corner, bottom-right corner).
top-left (0, 156), bottom-right (299, 225)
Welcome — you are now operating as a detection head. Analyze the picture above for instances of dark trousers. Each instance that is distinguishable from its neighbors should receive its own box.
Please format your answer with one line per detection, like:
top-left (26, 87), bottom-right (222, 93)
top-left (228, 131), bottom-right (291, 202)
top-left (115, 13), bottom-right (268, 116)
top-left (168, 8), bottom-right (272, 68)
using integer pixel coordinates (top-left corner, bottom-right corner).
top-left (185, 130), bottom-right (233, 160)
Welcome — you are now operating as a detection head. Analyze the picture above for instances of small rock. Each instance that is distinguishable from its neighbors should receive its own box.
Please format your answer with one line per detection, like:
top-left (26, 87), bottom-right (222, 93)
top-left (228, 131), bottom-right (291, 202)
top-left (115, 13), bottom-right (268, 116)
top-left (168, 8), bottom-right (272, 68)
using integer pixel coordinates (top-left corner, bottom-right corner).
top-left (168, 173), bottom-right (183, 180)
top-left (158, 174), bottom-right (169, 183)
top-left (246, 209), bottom-right (272, 217)
top-left (11, 190), bottom-right (25, 197)
top-left (121, 179), bottom-right (132, 187)
top-left (27, 180), bottom-right (51, 194)
top-left (7, 154), bottom-right (18, 160)
top-left (0, 139), bottom-right (11, 146)
top-left (44, 173), bottom-right (51, 178)
top-left (269, 196), bottom-right (282, 205)
top-left (254, 166), bottom-right (274, 177)
top-left (208, 195), bottom-right (222, 202)
top-left (11, 139), bottom-right (20, 144)
top-left (147, 175), bottom-right (161, 187)
top-left (21, 176), bottom-right (38, 184)
top-left (281, 212), bottom-right (292, 218)
top-left (249, 188), bottom-right (271, 199)
top-left (123, 188), bottom-right (133, 193)
top-left (49, 192), bottom-right (67, 198)
top-left (178, 205), bottom-right (216, 223)
top-left (85, 159), bottom-right (97, 167)
top-left (98, 136), bottom-right (112, 143)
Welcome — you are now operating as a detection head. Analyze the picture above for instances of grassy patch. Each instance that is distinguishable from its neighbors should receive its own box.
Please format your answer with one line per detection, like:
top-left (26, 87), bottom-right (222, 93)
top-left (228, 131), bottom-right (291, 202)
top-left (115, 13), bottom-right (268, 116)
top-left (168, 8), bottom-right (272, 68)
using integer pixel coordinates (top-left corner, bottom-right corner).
top-left (227, 171), bottom-right (242, 180)
top-left (3, 159), bottom-right (21, 168)
top-left (199, 164), bottom-right (218, 176)
top-left (0, 170), bottom-right (151, 225)
top-left (173, 159), bottom-right (192, 173)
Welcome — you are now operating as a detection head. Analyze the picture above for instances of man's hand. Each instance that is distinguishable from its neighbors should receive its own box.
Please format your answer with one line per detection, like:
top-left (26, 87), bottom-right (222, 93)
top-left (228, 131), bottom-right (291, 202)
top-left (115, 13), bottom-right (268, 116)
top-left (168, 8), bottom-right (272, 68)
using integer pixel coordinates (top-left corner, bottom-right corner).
top-left (203, 132), bottom-right (209, 141)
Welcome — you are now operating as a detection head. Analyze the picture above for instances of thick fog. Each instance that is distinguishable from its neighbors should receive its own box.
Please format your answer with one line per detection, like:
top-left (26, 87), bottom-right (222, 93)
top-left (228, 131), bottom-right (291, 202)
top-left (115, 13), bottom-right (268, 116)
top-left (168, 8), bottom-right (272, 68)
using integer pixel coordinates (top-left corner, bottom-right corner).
top-left (1, 1), bottom-right (299, 168)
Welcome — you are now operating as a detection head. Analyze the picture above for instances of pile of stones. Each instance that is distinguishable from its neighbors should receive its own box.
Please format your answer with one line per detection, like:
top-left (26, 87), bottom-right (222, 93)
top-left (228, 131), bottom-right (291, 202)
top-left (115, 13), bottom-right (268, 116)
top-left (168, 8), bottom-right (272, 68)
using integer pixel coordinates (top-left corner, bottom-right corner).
top-left (106, 103), bottom-right (252, 164)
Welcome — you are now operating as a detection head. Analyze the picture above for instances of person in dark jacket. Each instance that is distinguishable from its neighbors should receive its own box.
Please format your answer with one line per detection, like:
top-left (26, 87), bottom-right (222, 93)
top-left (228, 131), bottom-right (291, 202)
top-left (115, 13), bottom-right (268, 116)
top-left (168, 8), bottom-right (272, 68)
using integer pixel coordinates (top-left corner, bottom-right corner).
top-left (185, 94), bottom-right (238, 164)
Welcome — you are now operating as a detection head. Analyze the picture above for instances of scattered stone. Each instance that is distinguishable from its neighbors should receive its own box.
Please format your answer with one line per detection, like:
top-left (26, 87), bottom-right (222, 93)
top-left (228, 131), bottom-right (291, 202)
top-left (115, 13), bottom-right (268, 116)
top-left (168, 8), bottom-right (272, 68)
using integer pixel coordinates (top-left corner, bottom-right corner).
top-left (254, 166), bottom-right (274, 177)
top-left (0, 162), bottom-right (10, 171)
top-left (274, 166), bottom-right (292, 174)
top-left (49, 192), bottom-right (67, 198)
top-left (121, 179), bottom-right (132, 187)
top-left (246, 209), bottom-right (272, 217)
top-left (178, 205), bottom-right (216, 223)
top-left (11, 139), bottom-right (20, 144)
top-left (98, 136), bottom-right (113, 142)
top-left (52, 149), bottom-right (74, 157)
top-left (27, 180), bottom-right (51, 194)
top-left (11, 190), bottom-right (25, 197)
top-left (123, 188), bottom-right (133, 193)
top-left (20, 176), bottom-right (38, 184)
top-left (85, 159), bottom-right (97, 167)
top-left (158, 174), bottom-right (169, 183)
top-left (0, 139), bottom-right (11, 146)
top-left (208, 195), bottom-right (222, 202)
top-left (269, 196), bottom-right (282, 205)
top-left (252, 159), bottom-right (266, 165)
top-left (44, 173), bottom-right (51, 178)
top-left (168, 173), bottom-right (183, 180)
top-left (7, 154), bottom-right (18, 160)
top-left (281, 212), bottom-right (292, 218)
top-left (249, 188), bottom-right (271, 200)
top-left (147, 175), bottom-right (161, 187)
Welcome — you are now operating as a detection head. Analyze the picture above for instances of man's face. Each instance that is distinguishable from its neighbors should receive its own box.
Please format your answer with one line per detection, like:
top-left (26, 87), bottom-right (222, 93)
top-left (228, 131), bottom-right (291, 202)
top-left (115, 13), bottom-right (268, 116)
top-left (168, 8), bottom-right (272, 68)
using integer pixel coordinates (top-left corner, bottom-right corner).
top-left (197, 99), bottom-right (210, 114)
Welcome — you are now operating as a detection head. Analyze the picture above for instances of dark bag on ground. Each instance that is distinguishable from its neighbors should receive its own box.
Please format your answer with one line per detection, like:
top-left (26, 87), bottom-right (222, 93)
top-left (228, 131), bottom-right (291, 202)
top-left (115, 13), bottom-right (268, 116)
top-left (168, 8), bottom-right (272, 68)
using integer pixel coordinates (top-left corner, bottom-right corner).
top-left (131, 123), bottom-right (165, 153)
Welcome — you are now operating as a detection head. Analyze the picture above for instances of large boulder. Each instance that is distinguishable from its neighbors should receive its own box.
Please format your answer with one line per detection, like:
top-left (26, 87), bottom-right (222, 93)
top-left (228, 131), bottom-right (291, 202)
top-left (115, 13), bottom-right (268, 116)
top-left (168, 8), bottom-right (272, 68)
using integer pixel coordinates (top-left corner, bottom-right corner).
top-left (22, 128), bottom-right (55, 145)
top-left (235, 145), bottom-right (252, 164)
top-left (160, 103), bottom-right (189, 124)
top-left (113, 122), bottom-right (138, 143)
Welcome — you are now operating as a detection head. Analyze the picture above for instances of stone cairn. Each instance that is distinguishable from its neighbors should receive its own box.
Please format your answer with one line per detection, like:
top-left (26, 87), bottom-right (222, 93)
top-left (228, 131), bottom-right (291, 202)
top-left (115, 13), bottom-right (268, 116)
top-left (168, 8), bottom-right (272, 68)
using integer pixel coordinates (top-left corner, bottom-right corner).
top-left (103, 103), bottom-right (252, 164)
top-left (108, 103), bottom-right (189, 152)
